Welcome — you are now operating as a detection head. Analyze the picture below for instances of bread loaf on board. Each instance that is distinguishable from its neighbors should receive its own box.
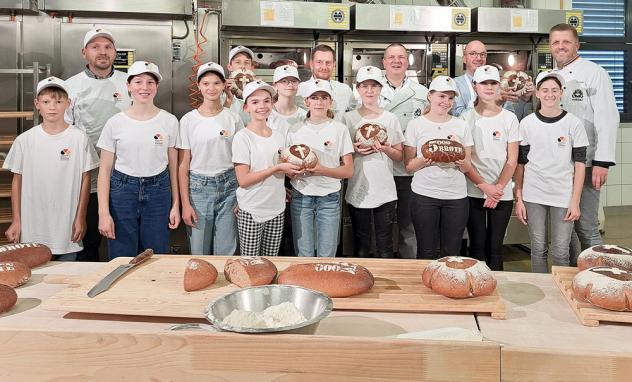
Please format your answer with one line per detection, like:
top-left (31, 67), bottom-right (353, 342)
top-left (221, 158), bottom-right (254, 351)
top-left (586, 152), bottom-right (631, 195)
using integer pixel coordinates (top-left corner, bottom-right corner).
top-left (0, 284), bottom-right (17, 313)
top-left (184, 259), bottom-right (218, 292)
top-left (422, 256), bottom-right (497, 298)
top-left (577, 245), bottom-right (632, 271)
top-left (0, 261), bottom-right (31, 288)
top-left (572, 266), bottom-right (632, 311)
top-left (224, 257), bottom-right (277, 287)
top-left (0, 243), bottom-right (52, 268)
top-left (277, 262), bottom-right (374, 298)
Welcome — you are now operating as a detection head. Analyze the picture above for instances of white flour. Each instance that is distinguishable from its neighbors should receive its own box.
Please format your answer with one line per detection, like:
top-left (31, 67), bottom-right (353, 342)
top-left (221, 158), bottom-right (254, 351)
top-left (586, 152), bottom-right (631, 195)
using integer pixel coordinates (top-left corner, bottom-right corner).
top-left (222, 302), bottom-right (307, 329)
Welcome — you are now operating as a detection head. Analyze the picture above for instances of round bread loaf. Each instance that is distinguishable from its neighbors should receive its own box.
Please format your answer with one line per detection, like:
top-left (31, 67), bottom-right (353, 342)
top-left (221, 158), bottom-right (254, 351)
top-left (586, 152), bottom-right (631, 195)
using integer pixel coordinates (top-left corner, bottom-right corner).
top-left (501, 70), bottom-right (530, 96)
top-left (0, 243), bottom-right (52, 268)
top-left (577, 245), bottom-right (632, 271)
top-left (224, 256), bottom-right (277, 288)
top-left (277, 262), bottom-right (374, 298)
top-left (422, 256), bottom-right (497, 298)
top-left (421, 139), bottom-right (465, 163)
top-left (229, 69), bottom-right (256, 99)
top-left (0, 284), bottom-right (17, 313)
top-left (354, 123), bottom-right (388, 149)
top-left (280, 144), bottom-right (319, 170)
top-left (0, 261), bottom-right (31, 288)
top-left (572, 266), bottom-right (632, 311)
top-left (184, 259), bottom-right (218, 292)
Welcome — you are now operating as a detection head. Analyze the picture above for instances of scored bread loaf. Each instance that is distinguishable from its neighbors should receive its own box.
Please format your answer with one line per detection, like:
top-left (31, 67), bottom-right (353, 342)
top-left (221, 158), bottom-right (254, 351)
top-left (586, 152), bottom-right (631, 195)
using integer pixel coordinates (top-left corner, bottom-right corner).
top-left (183, 259), bottom-right (218, 292)
top-left (577, 245), bottom-right (632, 271)
top-left (0, 284), bottom-right (17, 313)
top-left (421, 139), bottom-right (465, 163)
top-left (277, 262), bottom-right (374, 298)
top-left (0, 243), bottom-right (52, 268)
top-left (224, 256), bottom-right (277, 287)
top-left (280, 144), bottom-right (319, 170)
top-left (0, 261), bottom-right (31, 288)
top-left (422, 256), bottom-right (497, 298)
top-left (572, 266), bottom-right (632, 311)
top-left (355, 123), bottom-right (388, 149)
top-left (229, 69), bottom-right (256, 99)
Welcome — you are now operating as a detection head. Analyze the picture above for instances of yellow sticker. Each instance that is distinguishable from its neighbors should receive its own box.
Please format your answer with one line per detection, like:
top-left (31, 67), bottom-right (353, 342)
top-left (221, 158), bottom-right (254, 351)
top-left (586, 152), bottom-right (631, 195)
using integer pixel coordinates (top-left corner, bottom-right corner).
top-left (513, 15), bottom-right (523, 28)
top-left (451, 8), bottom-right (470, 31)
top-left (263, 9), bottom-right (275, 22)
top-left (565, 10), bottom-right (583, 34)
top-left (328, 4), bottom-right (349, 30)
top-left (393, 11), bottom-right (403, 27)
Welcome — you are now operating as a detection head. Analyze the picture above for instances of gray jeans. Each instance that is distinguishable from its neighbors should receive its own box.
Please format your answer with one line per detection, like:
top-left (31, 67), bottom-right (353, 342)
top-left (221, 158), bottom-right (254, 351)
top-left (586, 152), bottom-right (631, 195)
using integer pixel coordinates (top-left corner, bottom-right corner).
top-left (524, 201), bottom-right (575, 273)
top-left (569, 167), bottom-right (602, 265)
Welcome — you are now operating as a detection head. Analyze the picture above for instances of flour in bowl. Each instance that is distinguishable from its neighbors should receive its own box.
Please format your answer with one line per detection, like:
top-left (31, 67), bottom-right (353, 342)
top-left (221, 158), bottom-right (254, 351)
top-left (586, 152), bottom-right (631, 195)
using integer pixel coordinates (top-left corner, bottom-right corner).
top-left (221, 301), bottom-right (307, 329)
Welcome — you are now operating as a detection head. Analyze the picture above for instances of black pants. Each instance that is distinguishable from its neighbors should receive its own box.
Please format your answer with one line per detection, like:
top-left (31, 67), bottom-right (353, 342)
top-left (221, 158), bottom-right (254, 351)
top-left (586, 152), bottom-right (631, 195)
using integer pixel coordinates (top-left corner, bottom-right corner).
top-left (410, 193), bottom-right (469, 260)
top-left (76, 193), bottom-right (102, 262)
top-left (394, 176), bottom-right (417, 259)
top-left (467, 198), bottom-right (513, 271)
top-left (348, 201), bottom-right (396, 258)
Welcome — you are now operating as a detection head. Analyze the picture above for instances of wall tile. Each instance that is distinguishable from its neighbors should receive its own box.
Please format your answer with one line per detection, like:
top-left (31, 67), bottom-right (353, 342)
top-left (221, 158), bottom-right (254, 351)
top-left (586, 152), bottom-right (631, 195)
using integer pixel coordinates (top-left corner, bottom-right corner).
top-left (621, 143), bottom-right (632, 163)
top-left (622, 185), bottom-right (632, 206)
top-left (616, 143), bottom-right (622, 164)
top-left (606, 185), bottom-right (621, 206)
top-left (622, 128), bottom-right (632, 143)
top-left (609, 165), bottom-right (622, 185)
top-left (621, 164), bottom-right (632, 185)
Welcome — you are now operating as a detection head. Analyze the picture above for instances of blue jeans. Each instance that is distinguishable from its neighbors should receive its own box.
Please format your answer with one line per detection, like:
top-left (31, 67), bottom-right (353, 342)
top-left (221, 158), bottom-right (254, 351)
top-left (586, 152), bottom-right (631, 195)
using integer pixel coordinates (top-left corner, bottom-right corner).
top-left (524, 201), bottom-right (574, 273)
top-left (54, 252), bottom-right (78, 261)
top-left (290, 190), bottom-right (340, 257)
top-left (108, 169), bottom-right (172, 259)
top-left (187, 170), bottom-right (238, 255)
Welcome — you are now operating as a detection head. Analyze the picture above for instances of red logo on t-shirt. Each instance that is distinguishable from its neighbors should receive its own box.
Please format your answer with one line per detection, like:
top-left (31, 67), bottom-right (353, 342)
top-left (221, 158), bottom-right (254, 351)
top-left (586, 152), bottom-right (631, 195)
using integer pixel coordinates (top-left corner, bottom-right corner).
top-left (154, 133), bottom-right (164, 145)
top-left (60, 148), bottom-right (71, 160)
top-left (557, 136), bottom-right (567, 146)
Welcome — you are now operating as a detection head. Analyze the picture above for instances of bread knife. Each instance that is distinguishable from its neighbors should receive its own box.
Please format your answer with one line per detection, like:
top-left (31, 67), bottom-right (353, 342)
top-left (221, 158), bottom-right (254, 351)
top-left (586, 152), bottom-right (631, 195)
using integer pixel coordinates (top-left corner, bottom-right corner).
top-left (87, 249), bottom-right (154, 298)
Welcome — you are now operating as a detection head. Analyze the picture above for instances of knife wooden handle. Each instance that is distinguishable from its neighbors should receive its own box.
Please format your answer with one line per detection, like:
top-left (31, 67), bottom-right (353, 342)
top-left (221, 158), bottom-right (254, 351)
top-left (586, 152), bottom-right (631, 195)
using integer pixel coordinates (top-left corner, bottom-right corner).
top-left (129, 249), bottom-right (154, 265)
top-left (44, 274), bottom-right (82, 286)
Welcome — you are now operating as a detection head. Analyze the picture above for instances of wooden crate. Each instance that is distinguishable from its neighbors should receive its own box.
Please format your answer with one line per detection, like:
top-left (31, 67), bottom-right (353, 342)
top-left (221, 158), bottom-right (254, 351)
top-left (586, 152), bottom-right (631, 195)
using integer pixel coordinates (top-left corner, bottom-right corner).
top-left (44, 255), bottom-right (506, 319)
top-left (551, 266), bottom-right (632, 327)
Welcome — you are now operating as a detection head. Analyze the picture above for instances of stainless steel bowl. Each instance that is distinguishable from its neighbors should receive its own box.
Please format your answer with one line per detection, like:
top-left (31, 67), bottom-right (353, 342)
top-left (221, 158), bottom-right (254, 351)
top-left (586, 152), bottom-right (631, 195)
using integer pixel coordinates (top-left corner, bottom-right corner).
top-left (204, 285), bottom-right (333, 334)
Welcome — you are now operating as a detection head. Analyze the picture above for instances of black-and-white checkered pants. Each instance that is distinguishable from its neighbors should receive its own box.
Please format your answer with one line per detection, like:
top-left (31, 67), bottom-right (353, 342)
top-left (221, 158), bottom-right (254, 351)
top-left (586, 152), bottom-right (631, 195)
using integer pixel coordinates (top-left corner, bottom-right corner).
top-left (237, 210), bottom-right (284, 256)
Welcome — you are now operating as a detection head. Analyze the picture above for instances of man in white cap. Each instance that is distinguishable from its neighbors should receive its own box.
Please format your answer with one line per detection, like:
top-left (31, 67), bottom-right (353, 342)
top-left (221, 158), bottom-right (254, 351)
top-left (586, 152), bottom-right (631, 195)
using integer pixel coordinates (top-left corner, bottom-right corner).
top-left (453, 40), bottom-right (533, 119)
top-left (64, 27), bottom-right (131, 262)
top-left (549, 23), bottom-right (619, 264)
top-left (298, 44), bottom-right (356, 122)
top-left (379, 43), bottom-right (429, 259)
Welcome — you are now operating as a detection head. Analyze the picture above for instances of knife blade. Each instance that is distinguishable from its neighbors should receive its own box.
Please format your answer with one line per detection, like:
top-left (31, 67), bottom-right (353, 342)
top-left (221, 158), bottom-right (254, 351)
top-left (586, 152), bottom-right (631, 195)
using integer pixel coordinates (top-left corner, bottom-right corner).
top-left (87, 249), bottom-right (154, 298)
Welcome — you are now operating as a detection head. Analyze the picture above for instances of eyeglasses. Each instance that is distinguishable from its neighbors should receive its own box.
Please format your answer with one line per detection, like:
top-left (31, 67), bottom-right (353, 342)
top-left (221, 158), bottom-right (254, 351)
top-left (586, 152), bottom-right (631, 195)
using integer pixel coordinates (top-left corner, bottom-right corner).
top-left (277, 79), bottom-right (299, 86)
top-left (467, 52), bottom-right (488, 58)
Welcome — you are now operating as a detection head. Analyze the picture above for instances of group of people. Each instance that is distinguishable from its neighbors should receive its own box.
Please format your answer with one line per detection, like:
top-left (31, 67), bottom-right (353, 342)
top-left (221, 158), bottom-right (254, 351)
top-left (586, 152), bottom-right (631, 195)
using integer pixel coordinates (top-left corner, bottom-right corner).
top-left (3, 23), bottom-right (619, 273)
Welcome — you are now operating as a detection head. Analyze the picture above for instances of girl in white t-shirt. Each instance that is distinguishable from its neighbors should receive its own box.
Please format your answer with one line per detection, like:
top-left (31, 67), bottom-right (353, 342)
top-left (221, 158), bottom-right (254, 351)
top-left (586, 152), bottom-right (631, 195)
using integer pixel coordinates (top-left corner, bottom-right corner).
top-left (287, 79), bottom-right (354, 257)
top-left (177, 62), bottom-right (243, 255)
top-left (514, 71), bottom-right (588, 273)
top-left (404, 76), bottom-right (473, 260)
top-left (343, 66), bottom-right (404, 258)
top-left (463, 65), bottom-right (520, 271)
top-left (232, 80), bottom-right (301, 256)
top-left (97, 61), bottom-right (180, 259)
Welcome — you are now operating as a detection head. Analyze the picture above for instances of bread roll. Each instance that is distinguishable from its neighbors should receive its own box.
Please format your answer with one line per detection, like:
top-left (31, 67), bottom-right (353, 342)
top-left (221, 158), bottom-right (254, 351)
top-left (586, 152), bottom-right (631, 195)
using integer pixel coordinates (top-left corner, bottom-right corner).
top-left (572, 266), bottom-right (632, 311)
top-left (501, 70), bottom-right (531, 96)
top-left (422, 256), bottom-right (497, 298)
top-left (0, 243), bottom-right (52, 268)
top-left (280, 144), bottom-right (319, 170)
top-left (184, 259), bottom-right (218, 292)
top-left (577, 245), bottom-right (632, 271)
top-left (0, 284), bottom-right (17, 313)
top-left (224, 257), bottom-right (277, 287)
top-left (421, 139), bottom-right (465, 163)
top-left (229, 69), bottom-right (256, 99)
top-left (355, 123), bottom-right (388, 149)
top-left (0, 261), bottom-right (31, 288)
top-left (277, 262), bottom-right (374, 298)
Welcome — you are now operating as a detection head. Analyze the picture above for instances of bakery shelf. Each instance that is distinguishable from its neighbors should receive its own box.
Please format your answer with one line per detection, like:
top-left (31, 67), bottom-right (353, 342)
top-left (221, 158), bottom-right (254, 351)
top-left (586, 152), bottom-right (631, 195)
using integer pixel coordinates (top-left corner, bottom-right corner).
top-left (0, 208), bottom-right (11, 224)
top-left (0, 183), bottom-right (11, 197)
top-left (0, 111), bottom-right (33, 120)
top-left (0, 136), bottom-right (15, 146)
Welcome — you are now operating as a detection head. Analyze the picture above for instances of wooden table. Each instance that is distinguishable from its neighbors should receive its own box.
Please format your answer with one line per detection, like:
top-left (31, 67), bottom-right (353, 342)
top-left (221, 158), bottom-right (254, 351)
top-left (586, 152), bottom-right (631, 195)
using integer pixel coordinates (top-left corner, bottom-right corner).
top-left (477, 271), bottom-right (632, 382)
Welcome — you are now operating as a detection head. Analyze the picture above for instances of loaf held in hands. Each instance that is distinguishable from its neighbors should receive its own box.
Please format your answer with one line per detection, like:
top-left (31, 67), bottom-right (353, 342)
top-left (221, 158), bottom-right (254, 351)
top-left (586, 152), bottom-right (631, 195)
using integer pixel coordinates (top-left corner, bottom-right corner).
top-left (422, 256), bottom-right (497, 298)
top-left (277, 262), bottom-right (374, 298)
top-left (421, 139), bottom-right (465, 163)
top-left (224, 257), bottom-right (278, 287)
top-left (229, 69), bottom-right (256, 99)
top-left (280, 144), bottom-right (319, 171)
top-left (184, 259), bottom-right (218, 292)
top-left (355, 123), bottom-right (388, 149)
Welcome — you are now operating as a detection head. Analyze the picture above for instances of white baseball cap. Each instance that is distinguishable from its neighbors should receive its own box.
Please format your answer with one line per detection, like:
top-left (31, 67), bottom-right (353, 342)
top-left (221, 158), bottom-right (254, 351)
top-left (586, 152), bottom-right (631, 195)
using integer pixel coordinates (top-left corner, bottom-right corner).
top-left (127, 61), bottom-right (163, 82)
top-left (197, 61), bottom-right (225, 81)
top-left (83, 27), bottom-right (115, 48)
top-left (273, 65), bottom-right (300, 83)
top-left (301, 79), bottom-right (334, 98)
top-left (229, 45), bottom-right (255, 63)
top-left (356, 65), bottom-right (383, 85)
top-left (472, 65), bottom-right (500, 83)
top-left (428, 75), bottom-right (459, 96)
top-left (535, 70), bottom-right (565, 87)
top-left (242, 79), bottom-right (277, 101)
top-left (36, 76), bottom-right (69, 97)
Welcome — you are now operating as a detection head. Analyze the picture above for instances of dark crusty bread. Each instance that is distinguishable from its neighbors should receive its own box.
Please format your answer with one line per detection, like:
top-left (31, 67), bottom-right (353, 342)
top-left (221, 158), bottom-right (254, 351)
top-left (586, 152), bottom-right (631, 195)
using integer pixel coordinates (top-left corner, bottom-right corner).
top-left (277, 262), bottom-right (374, 298)
top-left (0, 261), bottom-right (31, 288)
top-left (0, 243), bottom-right (52, 268)
top-left (224, 257), bottom-right (277, 287)
top-left (421, 139), bottom-right (465, 163)
top-left (0, 284), bottom-right (17, 313)
top-left (184, 259), bottom-right (218, 292)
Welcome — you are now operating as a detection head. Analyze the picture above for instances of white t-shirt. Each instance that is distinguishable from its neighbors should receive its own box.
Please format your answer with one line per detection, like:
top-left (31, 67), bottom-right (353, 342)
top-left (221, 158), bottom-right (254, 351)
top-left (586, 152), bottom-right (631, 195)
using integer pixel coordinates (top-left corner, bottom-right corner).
top-left (65, 70), bottom-right (131, 192)
top-left (97, 110), bottom-right (178, 177)
top-left (287, 119), bottom-right (354, 196)
top-left (519, 111), bottom-right (589, 208)
top-left (3, 125), bottom-right (99, 254)
top-left (463, 109), bottom-right (520, 200)
top-left (232, 128), bottom-right (286, 222)
top-left (404, 115), bottom-right (474, 200)
top-left (267, 107), bottom-right (307, 141)
top-left (229, 97), bottom-right (250, 125)
top-left (343, 109), bottom-right (404, 208)
top-left (177, 108), bottom-right (244, 176)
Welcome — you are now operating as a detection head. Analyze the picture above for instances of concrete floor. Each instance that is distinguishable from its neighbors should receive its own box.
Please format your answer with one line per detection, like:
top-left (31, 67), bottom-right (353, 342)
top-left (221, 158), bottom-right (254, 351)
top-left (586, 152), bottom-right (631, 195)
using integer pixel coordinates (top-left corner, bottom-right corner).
top-left (502, 206), bottom-right (632, 272)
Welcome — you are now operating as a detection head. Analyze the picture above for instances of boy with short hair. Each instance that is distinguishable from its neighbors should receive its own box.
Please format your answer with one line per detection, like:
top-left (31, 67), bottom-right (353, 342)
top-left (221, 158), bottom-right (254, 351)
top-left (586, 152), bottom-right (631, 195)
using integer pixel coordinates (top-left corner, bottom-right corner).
top-left (225, 45), bottom-right (256, 124)
top-left (4, 77), bottom-right (99, 260)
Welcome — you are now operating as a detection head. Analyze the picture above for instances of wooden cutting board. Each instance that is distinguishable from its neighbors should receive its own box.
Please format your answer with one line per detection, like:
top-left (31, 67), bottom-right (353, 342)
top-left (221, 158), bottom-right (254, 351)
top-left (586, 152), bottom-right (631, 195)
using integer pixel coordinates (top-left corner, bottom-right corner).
top-left (44, 255), bottom-right (506, 319)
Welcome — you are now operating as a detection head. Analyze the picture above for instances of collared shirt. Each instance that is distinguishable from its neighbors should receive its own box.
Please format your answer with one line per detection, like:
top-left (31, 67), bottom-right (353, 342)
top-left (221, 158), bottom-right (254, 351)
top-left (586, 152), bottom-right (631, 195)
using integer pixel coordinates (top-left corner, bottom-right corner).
top-left (83, 66), bottom-right (115, 80)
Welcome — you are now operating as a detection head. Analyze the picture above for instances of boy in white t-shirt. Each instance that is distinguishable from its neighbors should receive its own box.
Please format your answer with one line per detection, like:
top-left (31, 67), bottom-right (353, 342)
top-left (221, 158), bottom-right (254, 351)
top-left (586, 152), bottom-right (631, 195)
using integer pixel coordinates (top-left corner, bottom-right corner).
top-left (287, 79), bottom-right (354, 257)
top-left (514, 71), bottom-right (588, 273)
top-left (232, 80), bottom-right (301, 256)
top-left (4, 77), bottom-right (99, 260)
top-left (225, 45), bottom-right (256, 125)
top-left (343, 66), bottom-right (404, 258)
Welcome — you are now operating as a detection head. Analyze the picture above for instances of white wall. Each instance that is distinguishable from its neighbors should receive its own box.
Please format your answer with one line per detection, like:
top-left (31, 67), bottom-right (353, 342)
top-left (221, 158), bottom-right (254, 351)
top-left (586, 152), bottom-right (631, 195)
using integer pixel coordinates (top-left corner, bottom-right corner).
top-left (603, 124), bottom-right (632, 206)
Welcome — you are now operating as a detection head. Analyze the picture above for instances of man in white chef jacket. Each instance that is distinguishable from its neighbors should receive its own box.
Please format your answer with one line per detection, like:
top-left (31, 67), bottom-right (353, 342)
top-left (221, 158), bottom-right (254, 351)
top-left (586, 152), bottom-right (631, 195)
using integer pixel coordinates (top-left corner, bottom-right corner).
top-left (379, 43), bottom-right (429, 259)
top-left (453, 40), bottom-right (533, 120)
top-left (549, 23), bottom-right (619, 264)
top-left (298, 44), bottom-right (355, 122)
top-left (64, 28), bottom-right (132, 262)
